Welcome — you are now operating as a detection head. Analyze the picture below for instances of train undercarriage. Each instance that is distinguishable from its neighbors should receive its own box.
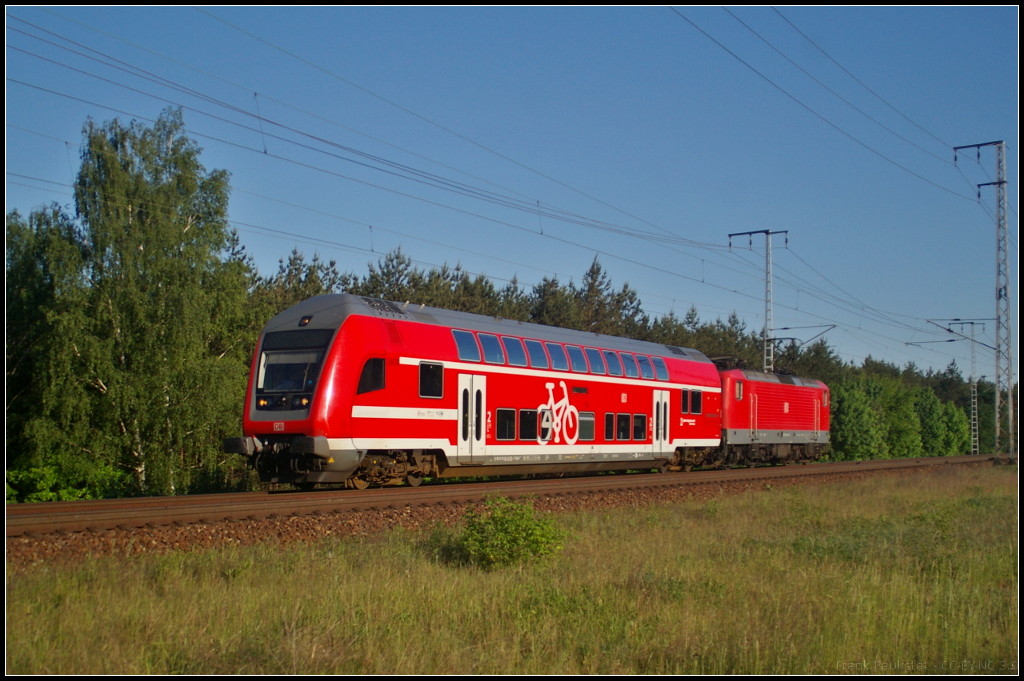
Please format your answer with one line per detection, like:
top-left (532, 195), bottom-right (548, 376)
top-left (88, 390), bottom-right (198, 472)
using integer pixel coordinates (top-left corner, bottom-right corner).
top-left (229, 435), bottom-right (828, 490)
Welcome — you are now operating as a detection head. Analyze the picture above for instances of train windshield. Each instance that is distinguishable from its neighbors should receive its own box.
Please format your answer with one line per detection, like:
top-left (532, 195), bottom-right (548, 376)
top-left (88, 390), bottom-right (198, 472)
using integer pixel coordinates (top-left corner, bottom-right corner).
top-left (258, 351), bottom-right (323, 392)
top-left (256, 329), bottom-right (333, 397)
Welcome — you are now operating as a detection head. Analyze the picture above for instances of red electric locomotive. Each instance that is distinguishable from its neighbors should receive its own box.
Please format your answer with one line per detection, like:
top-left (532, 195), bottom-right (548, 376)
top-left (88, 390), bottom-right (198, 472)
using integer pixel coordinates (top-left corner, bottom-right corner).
top-left (224, 294), bottom-right (829, 488)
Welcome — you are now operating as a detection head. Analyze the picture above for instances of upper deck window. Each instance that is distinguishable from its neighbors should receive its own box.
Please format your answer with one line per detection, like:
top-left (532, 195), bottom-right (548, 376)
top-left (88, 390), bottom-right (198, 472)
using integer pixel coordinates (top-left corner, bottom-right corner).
top-left (651, 357), bottom-right (669, 381)
top-left (546, 343), bottom-right (569, 371)
top-left (524, 340), bottom-right (548, 369)
top-left (502, 337), bottom-right (528, 367)
top-left (636, 355), bottom-right (655, 379)
top-left (584, 348), bottom-right (606, 375)
top-left (478, 334), bottom-right (505, 364)
top-left (566, 345), bottom-right (588, 373)
top-left (452, 330), bottom-right (481, 362)
top-left (621, 353), bottom-right (640, 378)
top-left (603, 350), bottom-right (624, 377)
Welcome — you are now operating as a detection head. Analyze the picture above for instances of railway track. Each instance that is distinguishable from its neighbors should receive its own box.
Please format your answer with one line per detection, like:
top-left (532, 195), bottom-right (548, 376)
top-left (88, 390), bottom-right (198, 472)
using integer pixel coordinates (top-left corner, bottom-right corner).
top-left (5, 455), bottom-right (994, 538)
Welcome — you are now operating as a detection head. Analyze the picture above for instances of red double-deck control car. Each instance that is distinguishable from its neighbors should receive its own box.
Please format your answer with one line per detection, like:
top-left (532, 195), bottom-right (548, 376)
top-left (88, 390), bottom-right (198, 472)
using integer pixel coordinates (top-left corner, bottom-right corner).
top-left (225, 294), bottom-right (829, 488)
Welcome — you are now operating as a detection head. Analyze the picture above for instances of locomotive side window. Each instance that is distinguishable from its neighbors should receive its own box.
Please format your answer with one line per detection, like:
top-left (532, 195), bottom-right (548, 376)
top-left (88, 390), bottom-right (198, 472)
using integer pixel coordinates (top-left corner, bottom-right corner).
top-left (636, 355), bottom-right (655, 379)
top-left (616, 413), bottom-right (631, 440)
top-left (520, 409), bottom-right (538, 441)
top-left (633, 414), bottom-right (647, 440)
top-left (546, 343), bottom-right (569, 371)
top-left (524, 340), bottom-right (548, 369)
top-left (496, 409), bottom-right (516, 441)
top-left (419, 362), bottom-right (443, 398)
top-left (585, 348), bottom-right (606, 375)
top-left (605, 413), bottom-right (615, 440)
top-left (681, 389), bottom-right (690, 414)
top-left (691, 390), bottom-right (703, 415)
top-left (579, 412), bottom-right (595, 441)
top-left (452, 330), bottom-right (481, 362)
top-left (621, 353), bottom-right (640, 378)
top-left (651, 357), bottom-right (670, 380)
top-left (356, 358), bottom-right (385, 394)
top-left (478, 334), bottom-right (505, 364)
top-left (736, 381), bottom-right (743, 400)
top-left (604, 351), bottom-right (624, 377)
top-left (566, 345), bottom-right (588, 373)
top-left (502, 337), bottom-right (528, 367)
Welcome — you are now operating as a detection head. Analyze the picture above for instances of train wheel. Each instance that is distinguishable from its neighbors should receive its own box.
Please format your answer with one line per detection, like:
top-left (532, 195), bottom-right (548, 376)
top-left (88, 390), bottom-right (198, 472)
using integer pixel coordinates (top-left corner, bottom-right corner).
top-left (350, 476), bottom-right (371, 490)
top-left (683, 464), bottom-right (693, 473)
top-left (406, 472), bottom-right (423, 487)
top-left (295, 482), bottom-right (316, 492)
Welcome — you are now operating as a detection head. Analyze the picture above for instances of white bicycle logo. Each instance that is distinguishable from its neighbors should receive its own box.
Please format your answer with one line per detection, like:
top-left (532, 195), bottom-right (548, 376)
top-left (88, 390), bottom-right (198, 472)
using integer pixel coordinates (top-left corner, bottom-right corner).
top-left (538, 381), bottom-right (579, 445)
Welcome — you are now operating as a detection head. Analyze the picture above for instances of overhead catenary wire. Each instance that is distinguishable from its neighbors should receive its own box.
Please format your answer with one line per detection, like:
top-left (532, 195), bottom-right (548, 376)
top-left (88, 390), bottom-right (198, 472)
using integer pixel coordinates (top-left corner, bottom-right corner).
top-left (722, 7), bottom-right (954, 166)
top-left (668, 7), bottom-right (976, 201)
top-left (9, 160), bottom-right (972, 370)
top-left (8, 17), bottom-right (757, 268)
top-left (771, 6), bottom-right (953, 150)
top-left (6, 11), bottom-right (996, 371)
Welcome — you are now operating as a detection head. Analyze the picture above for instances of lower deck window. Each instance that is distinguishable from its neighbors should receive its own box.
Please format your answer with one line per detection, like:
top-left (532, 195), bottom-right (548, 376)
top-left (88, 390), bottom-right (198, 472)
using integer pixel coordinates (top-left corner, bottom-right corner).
top-left (419, 363), bottom-right (443, 398)
top-left (681, 389), bottom-right (704, 414)
top-left (496, 409), bottom-right (516, 441)
top-left (616, 413), bottom-right (631, 440)
top-left (633, 414), bottom-right (647, 441)
top-left (539, 409), bottom-right (553, 442)
top-left (605, 413), bottom-right (615, 440)
top-left (579, 412), bottom-right (595, 441)
top-left (520, 409), bottom-right (538, 441)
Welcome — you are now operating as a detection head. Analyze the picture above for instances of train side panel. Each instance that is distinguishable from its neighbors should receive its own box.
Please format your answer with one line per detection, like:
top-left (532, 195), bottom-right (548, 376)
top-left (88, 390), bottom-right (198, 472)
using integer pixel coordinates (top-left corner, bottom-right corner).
top-left (226, 294), bottom-right (830, 486)
top-left (718, 369), bottom-right (830, 464)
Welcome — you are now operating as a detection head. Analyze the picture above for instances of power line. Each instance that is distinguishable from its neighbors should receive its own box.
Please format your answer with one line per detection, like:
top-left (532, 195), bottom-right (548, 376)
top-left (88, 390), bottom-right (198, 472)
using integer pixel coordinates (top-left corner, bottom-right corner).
top-left (11, 158), bottom-right (970, 368)
top-left (771, 7), bottom-right (953, 150)
top-left (190, 7), bottom-right (714, 248)
top-left (668, 7), bottom-right (975, 201)
top-left (9, 17), bottom-right (757, 272)
top-left (722, 7), bottom-right (953, 165)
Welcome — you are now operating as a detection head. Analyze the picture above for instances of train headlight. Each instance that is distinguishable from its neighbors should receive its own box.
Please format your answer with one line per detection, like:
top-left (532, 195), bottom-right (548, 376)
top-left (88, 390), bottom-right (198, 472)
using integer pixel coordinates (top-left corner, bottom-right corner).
top-left (257, 398), bottom-right (268, 407)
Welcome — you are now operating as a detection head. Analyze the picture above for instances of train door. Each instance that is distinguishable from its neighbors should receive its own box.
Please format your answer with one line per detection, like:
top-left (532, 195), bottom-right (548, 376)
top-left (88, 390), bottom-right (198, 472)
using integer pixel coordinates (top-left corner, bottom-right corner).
top-left (750, 393), bottom-right (759, 442)
top-left (653, 390), bottom-right (671, 455)
top-left (457, 374), bottom-right (487, 463)
top-left (814, 398), bottom-right (821, 435)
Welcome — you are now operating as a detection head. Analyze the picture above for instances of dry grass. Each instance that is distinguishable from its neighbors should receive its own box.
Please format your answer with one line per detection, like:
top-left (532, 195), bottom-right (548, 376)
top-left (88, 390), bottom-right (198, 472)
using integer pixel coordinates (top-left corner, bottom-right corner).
top-left (6, 465), bottom-right (1017, 674)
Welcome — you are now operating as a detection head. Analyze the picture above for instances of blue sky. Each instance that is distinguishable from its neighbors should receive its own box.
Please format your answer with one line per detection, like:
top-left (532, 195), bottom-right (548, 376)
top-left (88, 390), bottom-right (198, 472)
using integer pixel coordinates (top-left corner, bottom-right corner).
top-left (6, 7), bottom-right (1018, 378)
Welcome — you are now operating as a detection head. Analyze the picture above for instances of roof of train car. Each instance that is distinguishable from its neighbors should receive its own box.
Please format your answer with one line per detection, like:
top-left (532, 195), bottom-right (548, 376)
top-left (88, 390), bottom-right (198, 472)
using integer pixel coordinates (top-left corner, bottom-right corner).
top-left (264, 293), bottom-right (714, 366)
top-left (719, 367), bottom-right (827, 389)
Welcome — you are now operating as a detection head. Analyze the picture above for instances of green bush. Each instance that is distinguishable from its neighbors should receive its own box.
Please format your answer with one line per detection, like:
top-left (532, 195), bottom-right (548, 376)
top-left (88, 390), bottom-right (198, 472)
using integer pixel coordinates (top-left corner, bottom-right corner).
top-left (432, 496), bottom-right (565, 569)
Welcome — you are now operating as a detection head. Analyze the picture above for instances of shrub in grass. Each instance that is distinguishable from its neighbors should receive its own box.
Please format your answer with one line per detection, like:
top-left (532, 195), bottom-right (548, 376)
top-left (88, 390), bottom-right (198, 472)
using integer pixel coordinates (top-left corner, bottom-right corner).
top-left (430, 496), bottom-right (564, 569)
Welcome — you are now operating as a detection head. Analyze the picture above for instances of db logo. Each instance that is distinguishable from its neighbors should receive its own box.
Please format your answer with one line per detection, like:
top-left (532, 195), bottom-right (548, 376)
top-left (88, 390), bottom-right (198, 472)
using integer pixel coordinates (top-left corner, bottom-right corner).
top-left (273, 422), bottom-right (285, 432)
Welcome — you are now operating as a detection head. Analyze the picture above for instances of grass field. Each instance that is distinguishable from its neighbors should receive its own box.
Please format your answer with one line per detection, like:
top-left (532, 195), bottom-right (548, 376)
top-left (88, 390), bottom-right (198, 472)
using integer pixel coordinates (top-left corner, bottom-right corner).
top-left (6, 465), bottom-right (1018, 674)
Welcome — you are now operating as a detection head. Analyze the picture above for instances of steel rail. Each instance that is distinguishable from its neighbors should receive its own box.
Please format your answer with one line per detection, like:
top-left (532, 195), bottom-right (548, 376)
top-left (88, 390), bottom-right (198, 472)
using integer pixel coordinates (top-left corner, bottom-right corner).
top-left (5, 455), bottom-right (995, 537)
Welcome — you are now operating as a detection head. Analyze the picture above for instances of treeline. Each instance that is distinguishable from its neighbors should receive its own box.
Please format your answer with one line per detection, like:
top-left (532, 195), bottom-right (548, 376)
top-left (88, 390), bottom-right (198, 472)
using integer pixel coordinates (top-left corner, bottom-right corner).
top-left (5, 110), bottom-right (983, 502)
